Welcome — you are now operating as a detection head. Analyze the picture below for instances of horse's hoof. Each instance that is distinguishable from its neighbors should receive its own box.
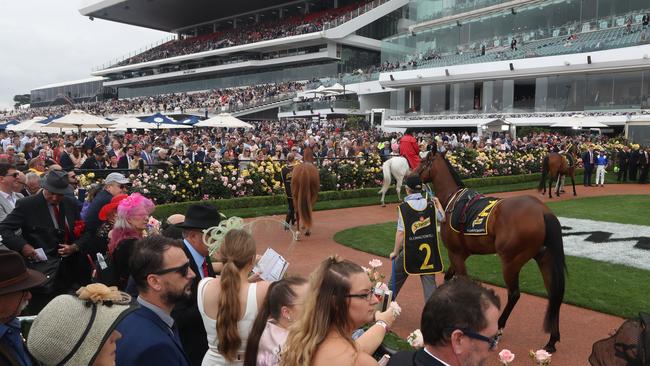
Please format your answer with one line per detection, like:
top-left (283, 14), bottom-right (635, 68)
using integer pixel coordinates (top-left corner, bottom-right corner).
top-left (544, 344), bottom-right (557, 354)
top-left (305, 231), bottom-right (311, 236)
top-left (381, 203), bottom-right (386, 207)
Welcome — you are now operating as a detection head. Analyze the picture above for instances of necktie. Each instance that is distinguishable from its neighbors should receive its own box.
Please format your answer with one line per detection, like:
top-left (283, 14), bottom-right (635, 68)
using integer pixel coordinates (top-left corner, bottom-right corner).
top-left (202, 259), bottom-right (209, 278)
top-left (52, 205), bottom-right (70, 242)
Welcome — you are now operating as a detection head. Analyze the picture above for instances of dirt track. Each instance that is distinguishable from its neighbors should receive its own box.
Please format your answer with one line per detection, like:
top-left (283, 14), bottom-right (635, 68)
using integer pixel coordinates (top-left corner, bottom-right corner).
top-left (247, 183), bottom-right (649, 366)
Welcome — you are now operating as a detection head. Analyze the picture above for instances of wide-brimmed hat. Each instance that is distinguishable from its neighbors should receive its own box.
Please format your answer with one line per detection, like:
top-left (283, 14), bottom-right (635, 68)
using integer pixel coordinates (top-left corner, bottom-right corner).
top-left (27, 284), bottom-right (135, 366)
top-left (41, 170), bottom-right (70, 195)
top-left (406, 175), bottom-right (423, 191)
top-left (176, 204), bottom-right (221, 230)
top-left (0, 250), bottom-right (47, 295)
top-left (98, 194), bottom-right (129, 221)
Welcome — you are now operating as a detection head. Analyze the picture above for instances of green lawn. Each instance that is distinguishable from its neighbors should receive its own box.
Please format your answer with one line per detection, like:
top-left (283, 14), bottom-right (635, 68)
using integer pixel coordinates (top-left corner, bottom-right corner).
top-left (333, 195), bottom-right (650, 319)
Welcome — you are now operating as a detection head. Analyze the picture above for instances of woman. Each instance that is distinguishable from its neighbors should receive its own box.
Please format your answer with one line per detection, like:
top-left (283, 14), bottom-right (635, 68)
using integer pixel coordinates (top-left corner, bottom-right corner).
top-left (280, 256), bottom-right (379, 366)
top-left (71, 146), bottom-right (83, 168)
top-left (198, 229), bottom-right (270, 365)
top-left (108, 154), bottom-right (119, 169)
top-left (244, 277), bottom-right (309, 366)
top-left (27, 283), bottom-right (134, 366)
top-left (238, 148), bottom-right (253, 170)
top-left (108, 192), bottom-right (155, 290)
top-left (93, 193), bottom-right (129, 256)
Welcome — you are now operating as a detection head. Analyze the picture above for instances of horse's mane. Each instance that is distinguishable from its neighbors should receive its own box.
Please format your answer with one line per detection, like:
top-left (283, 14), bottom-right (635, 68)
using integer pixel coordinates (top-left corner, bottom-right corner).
top-left (442, 156), bottom-right (465, 188)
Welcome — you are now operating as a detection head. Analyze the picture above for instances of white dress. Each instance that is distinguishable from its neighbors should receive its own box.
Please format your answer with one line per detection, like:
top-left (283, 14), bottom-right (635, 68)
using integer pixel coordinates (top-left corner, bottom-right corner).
top-left (198, 277), bottom-right (258, 366)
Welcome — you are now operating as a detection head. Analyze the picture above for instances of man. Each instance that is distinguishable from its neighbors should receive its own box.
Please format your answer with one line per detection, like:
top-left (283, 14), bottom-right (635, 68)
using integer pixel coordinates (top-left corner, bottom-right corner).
top-left (80, 148), bottom-right (106, 170)
top-left (281, 153), bottom-right (298, 227)
top-left (21, 173), bottom-right (41, 197)
top-left (581, 146), bottom-right (595, 187)
top-left (388, 175), bottom-right (443, 301)
top-left (594, 149), bottom-right (608, 187)
top-left (115, 235), bottom-right (194, 366)
top-left (0, 170), bottom-right (89, 313)
top-left (388, 277), bottom-right (501, 366)
top-left (629, 146), bottom-right (640, 181)
top-left (617, 146), bottom-right (630, 182)
top-left (173, 204), bottom-right (220, 365)
top-left (117, 145), bottom-right (135, 169)
top-left (59, 143), bottom-right (75, 171)
top-left (186, 143), bottom-right (205, 163)
top-left (0, 250), bottom-right (47, 366)
top-left (140, 143), bottom-right (154, 166)
top-left (13, 172), bottom-right (26, 196)
top-left (639, 147), bottom-right (649, 184)
top-left (0, 163), bottom-right (24, 222)
top-left (82, 172), bottom-right (129, 239)
top-left (400, 128), bottom-right (420, 170)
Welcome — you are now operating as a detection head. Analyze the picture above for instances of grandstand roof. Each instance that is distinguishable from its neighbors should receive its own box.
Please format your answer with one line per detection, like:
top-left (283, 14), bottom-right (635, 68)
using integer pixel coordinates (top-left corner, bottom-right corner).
top-left (32, 77), bottom-right (105, 91)
top-left (79, 0), bottom-right (306, 32)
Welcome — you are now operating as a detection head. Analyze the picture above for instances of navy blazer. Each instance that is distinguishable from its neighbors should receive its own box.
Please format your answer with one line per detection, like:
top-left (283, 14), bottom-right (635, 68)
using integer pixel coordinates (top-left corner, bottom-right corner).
top-left (116, 305), bottom-right (191, 366)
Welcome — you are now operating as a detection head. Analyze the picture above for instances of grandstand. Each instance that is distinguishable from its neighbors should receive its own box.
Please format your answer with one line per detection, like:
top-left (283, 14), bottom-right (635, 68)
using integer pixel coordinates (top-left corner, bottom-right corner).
top-left (5, 0), bottom-right (648, 141)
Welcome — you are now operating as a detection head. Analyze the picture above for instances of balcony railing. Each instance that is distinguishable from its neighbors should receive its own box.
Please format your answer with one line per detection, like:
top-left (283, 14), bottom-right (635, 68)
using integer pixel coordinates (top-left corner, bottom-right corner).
top-left (322, 0), bottom-right (392, 30)
top-left (280, 100), bottom-right (360, 113)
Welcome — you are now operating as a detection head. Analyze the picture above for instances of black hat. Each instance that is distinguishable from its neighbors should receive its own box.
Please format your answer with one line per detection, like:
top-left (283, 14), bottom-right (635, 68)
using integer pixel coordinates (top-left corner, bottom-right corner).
top-left (176, 204), bottom-right (221, 230)
top-left (406, 175), bottom-right (423, 191)
top-left (41, 170), bottom-right (70, 195)
top-left (0, 250), bottom-right (47, 295)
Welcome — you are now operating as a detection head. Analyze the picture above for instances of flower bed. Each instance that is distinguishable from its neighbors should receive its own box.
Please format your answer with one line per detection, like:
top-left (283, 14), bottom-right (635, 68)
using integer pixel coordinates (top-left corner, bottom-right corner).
top-left (76, 142), bottom-right (630, 205)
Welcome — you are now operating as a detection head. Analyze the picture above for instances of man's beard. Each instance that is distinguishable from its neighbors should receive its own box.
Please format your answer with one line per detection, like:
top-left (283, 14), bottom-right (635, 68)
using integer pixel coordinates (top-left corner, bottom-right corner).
top-left (163, 283), bottom-right (192, 305)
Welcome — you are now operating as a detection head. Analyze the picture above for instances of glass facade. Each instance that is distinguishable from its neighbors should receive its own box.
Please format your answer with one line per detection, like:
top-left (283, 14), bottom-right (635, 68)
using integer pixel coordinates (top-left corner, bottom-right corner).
top-left (31, 80), bottom-right (104, 106)
top-left (383, 0), bottom-right (650, 65)
top-left (118, 62), bottom-right (338, 99)
top-left (391, 69), bottom-right (650, 114)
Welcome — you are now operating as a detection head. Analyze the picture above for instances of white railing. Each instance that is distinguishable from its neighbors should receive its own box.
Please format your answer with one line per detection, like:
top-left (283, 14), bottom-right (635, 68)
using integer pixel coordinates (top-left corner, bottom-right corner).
top-left (323, 0), bottom-right (392, 30)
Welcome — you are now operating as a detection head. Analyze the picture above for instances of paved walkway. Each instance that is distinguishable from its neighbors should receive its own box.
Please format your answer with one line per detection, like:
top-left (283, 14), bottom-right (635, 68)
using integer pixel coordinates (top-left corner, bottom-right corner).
top-left (247, 183), bottom-right (648, 366)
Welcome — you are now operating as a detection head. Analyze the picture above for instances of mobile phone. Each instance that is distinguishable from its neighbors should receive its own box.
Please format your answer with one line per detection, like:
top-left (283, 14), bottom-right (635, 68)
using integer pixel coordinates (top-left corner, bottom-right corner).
top-left (378, 354), bottom-right (391, 366)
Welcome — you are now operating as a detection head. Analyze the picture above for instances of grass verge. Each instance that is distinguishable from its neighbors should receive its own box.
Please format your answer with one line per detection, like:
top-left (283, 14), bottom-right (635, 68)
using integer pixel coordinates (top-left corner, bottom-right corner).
top-left (333, 195), bottom-right (650, 319)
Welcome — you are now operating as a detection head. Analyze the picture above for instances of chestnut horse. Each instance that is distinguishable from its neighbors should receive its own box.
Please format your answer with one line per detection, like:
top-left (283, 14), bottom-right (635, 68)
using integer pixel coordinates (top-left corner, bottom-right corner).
top-left (538, 146), bottom-right (578, 198)
top-left (291, 147), bottom-right (320, 237)
top-left (416, 151), bottom-right (566, 353)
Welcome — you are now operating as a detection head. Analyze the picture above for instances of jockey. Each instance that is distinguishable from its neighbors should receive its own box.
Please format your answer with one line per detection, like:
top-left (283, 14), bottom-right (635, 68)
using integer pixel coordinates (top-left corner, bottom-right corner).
top-left (399, 128), bottom-right (420, 169)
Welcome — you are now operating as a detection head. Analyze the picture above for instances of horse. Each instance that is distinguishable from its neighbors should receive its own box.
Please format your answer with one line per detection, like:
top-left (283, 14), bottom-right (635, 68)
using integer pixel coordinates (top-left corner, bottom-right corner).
top-left (415, 151), bottom-right (567, 353)
top-left (378, 156), bottom-right (410, 206)
top-left (291, 148), bottom-right (320, 237)
top-left (538, 146), bottom-right (578, 198)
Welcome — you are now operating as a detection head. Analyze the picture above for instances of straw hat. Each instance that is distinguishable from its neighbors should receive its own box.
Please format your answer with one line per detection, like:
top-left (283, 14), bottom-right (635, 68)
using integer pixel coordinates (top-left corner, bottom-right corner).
top-left (27, 284), bottom-right (134, 365)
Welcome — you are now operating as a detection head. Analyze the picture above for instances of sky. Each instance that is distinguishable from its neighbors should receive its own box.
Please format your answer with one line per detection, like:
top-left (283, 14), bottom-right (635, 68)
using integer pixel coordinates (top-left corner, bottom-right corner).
top-left (0, 1), bottom-right (169, 111)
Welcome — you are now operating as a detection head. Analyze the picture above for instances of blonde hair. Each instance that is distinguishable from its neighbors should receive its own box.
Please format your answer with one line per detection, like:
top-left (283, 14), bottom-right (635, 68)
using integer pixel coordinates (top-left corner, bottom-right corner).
top-left (216, 229), bottom-right (256, 362)
top-left (280, 255), bottom-right (363, 366)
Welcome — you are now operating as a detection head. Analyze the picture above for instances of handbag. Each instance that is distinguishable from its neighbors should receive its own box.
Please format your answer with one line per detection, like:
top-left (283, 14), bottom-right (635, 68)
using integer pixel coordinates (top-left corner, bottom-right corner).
top-left (26, 257), bottom-right (60, 294)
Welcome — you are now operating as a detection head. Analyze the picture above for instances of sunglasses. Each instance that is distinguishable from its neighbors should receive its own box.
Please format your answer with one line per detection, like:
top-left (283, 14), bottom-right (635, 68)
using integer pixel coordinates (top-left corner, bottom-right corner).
top-left (5, 172), bottom-right (19, 178)
top-left (150, 261), bottom-right (191, 277)
top-left (450, 328), bottom-right (499, 351)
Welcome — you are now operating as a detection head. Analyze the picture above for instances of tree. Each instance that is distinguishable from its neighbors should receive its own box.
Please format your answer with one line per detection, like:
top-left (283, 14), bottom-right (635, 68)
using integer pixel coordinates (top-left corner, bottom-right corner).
top-left (13, 94), bottom-right (30, 108)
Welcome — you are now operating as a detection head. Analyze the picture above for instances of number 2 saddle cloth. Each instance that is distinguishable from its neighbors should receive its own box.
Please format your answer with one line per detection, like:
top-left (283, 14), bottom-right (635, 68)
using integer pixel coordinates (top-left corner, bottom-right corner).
top-left (447, 188), bottom-right (502, 235)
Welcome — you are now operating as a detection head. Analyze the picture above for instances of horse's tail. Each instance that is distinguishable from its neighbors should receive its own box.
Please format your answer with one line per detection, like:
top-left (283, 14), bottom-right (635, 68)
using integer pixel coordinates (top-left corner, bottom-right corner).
top-left (378, 159), bottom-right (392, 195)
top-left (292, 163), bottom-right (319, 229)
top-left (538, 156), bottom-right (550, 192)
top-left (543, 213), bottom-right (566, 336)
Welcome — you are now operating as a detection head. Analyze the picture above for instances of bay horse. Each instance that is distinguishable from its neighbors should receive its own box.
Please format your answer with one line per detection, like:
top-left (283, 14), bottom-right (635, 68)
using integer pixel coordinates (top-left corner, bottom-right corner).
top-left (538, 145), bottom-right (578, 198)
top-left (291, 146), bottom-right (320, 237)
top-left (378, 156), bottom-right (410, 206)
top-left (416, 151), bottom-right (567, 353)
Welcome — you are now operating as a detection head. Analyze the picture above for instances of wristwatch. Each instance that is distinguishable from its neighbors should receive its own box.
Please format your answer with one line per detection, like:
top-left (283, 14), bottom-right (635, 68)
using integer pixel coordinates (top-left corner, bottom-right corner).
top-left (375, 320), bottom-right (388, 332)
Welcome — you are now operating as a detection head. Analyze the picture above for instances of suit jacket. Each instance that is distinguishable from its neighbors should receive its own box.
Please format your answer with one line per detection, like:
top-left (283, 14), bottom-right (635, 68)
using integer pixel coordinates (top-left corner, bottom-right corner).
top-left (581, 151), bottom-right (595, 169)
top-left (387, 349), bottom-right (447, 366)
top-left (116, 305), bottom-right (191, 366)
top-left (59, 152), bottom-right (75, 171)
top-left (80, 156), bottom-right (105, 170)
top-left (140, 151), bottom-right (154, 165)
top-left (0, 192), bottom-right (23, 222)
top-left (117, 155), bottom-right (131, 169)
top-left (0, 192), bottom-right (83, 257)
top-left (172, 243), bottom-right (216, 366)
top-left (186, 151), bottom-right (205, 163)
top-left (82, 189), bottom-right (113, 241)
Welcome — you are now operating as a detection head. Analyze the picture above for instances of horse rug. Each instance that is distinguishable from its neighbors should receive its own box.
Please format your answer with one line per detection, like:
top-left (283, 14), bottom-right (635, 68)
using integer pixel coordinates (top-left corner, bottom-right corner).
top-left (448, 188), bottom-right (501, 235)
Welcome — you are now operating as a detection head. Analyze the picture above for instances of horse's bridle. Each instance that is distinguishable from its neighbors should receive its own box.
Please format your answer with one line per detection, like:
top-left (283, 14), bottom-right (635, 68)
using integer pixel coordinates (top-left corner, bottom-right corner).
top-left (417, 151), bottom-right (460, 209)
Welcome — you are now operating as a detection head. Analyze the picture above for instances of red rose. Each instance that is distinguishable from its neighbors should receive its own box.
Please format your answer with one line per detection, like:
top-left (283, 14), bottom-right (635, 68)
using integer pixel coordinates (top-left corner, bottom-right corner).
top-left (74, 220), bottom-right (86, 238)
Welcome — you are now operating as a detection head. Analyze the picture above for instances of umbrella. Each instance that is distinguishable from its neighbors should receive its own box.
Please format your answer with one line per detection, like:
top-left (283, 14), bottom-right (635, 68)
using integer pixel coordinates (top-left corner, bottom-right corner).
top-left (47, 110), bottom-right (115, 130)
top-left (550, 114), bottom-right (609, 129)
top-left (111, 116), bottom-right (156, 130)
top-left (139, 113), bottom-right (191, 129)
top-left (8, 117), bottom-right (48, 132)
top-left (178, 115), bottom-right (202, 125)
top-left (194, 113), bottom-right (253, 129)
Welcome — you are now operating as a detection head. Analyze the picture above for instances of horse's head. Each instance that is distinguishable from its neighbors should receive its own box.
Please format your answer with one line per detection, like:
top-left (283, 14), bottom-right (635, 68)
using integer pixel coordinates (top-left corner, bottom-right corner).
top-left (414, 150), bottom-right (446, 184)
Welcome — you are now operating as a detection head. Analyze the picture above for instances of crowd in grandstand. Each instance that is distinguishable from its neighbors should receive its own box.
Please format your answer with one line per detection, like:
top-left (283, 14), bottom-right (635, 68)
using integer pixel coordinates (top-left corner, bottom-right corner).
top-left (1, 82), bottom-right (305, 121)
top-left (113, 1), bottom-right (369, 67)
